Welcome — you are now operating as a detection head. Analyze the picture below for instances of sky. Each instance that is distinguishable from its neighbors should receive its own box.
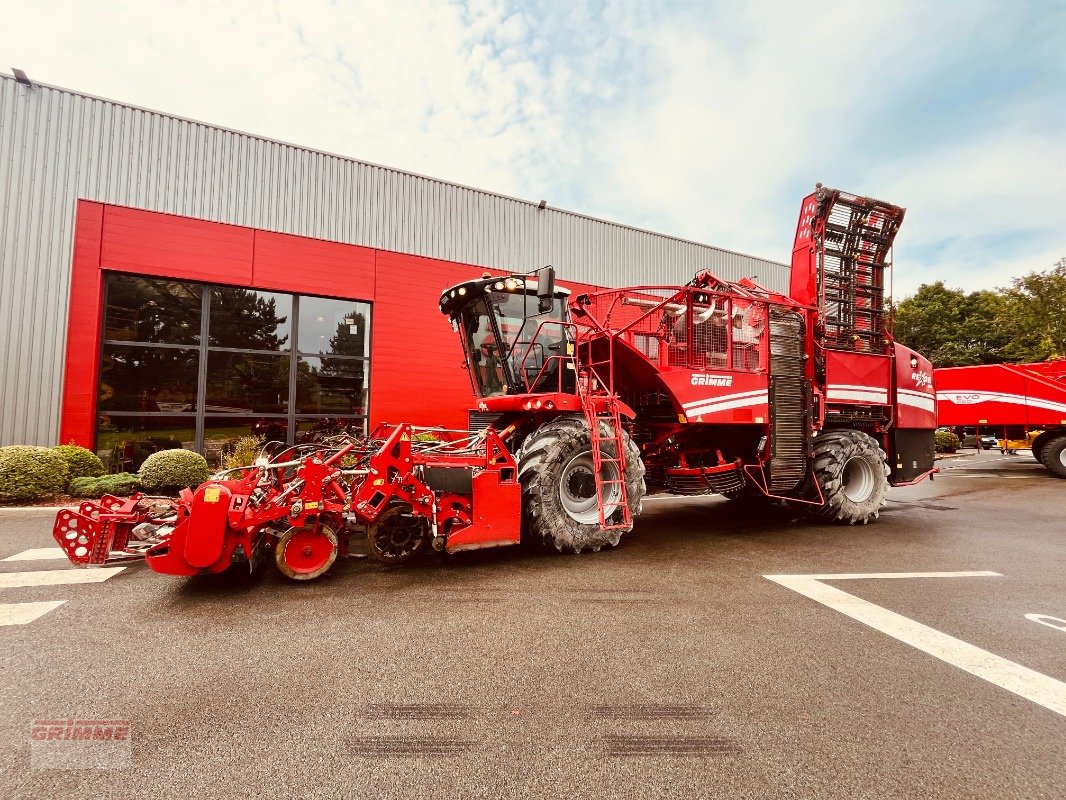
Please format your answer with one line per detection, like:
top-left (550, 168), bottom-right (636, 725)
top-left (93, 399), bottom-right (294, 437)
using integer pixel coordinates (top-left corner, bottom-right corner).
top-left (2, 0), bottom-right (1064, 298)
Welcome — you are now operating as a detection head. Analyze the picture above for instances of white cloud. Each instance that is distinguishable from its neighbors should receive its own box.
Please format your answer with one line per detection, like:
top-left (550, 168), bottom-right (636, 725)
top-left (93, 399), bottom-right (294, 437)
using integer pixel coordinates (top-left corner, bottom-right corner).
top-left (2, 0), bottom-right (1063, 296)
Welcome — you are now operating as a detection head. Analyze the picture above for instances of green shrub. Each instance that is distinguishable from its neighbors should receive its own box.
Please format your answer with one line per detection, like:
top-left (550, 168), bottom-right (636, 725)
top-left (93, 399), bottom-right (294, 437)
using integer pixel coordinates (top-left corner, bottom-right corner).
top-left (934, 430), bottom-right (961, 453)
top-left (69, 473), bottom-right (142, 498)
top-left (52, 444), bottom-right (105, 484)
top-left (221, 435), bottom-right (265, 470)
top-left (0, 446), bottom-right (70, 501)
top-left (138, 449), bottom-right (211, 492)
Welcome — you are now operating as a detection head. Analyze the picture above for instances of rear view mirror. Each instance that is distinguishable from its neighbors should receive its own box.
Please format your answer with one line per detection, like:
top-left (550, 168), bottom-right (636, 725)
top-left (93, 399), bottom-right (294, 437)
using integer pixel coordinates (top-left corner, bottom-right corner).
top-left (536, 265), bottom-right (556, 313)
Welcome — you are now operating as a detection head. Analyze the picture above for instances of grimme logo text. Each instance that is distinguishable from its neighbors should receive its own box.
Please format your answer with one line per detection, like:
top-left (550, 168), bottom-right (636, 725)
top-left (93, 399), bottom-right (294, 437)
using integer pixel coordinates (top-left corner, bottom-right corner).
top-left (691, 374), bottom-right (733, 387)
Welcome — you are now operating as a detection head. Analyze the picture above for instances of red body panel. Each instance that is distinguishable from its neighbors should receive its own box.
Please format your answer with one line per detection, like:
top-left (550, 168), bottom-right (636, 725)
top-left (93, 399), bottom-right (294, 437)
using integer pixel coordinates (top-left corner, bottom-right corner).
top-left (663, 370), bottom-right (769, 424)
top-left (789, 192), bottom-right (819, 307)
top-left (824, 351), bottom-right (891, 407)
top-left (935, 362), bottom-right (1066, 427)
top-left (443, 471), bottom-right (522, 553)
top-left (182, 485), bottom-right (232, 568)
top-left (893, 345), bottom-right (936, 429)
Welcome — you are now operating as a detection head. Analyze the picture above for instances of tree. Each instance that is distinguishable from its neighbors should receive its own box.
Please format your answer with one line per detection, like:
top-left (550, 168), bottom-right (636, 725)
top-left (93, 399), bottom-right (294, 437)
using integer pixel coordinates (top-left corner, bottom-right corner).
top-left (1000, 257), bottom-right (1066, 362)
top-left (892, 282), bottom-right (1012, 367)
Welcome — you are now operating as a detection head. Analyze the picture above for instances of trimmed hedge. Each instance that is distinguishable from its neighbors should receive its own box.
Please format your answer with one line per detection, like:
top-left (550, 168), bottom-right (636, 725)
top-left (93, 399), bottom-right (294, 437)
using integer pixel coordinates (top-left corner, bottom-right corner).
top-left (139, 449), bottom-right (210, 492)
top-left (52, 444), bottom-right (105, 484)
top-left (934, 430), bottom-right (961, 454)
top-left (69, 473), bottom-right (142, 499)
top-left (0, 446), bottom-right (69, 501)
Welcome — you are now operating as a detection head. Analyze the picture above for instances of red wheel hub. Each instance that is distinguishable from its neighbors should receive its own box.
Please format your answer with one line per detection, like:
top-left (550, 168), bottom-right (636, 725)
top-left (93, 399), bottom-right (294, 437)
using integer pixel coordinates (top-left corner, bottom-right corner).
top-left (276, 526), bottom-right (338, 580)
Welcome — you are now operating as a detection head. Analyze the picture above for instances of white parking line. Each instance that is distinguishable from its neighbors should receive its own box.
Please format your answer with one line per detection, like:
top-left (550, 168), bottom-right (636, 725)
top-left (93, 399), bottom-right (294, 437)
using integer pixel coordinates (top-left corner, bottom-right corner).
top-left (0, 601), bottom-right (66, 626)
top-left (1026, 614), bottom-right (1066, 634)
top-left (2, 547), bottom-right (68, 562)
top-left (0, 567), bottom-right (125, 589)
top-left (765, 571), bottom-right (1066, 718)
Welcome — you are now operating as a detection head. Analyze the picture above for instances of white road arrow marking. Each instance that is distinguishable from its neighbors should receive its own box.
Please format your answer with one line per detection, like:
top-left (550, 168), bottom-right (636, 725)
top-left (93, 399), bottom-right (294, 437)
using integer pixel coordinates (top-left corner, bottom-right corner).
top-left (765, 571), bottom-right (1066, 718)
top-left (0, 601), bottom-right (67, 626)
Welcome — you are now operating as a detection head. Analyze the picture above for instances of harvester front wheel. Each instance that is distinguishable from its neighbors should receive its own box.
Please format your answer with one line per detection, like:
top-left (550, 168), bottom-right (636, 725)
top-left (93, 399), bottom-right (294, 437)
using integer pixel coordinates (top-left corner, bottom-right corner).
top-left (1038, 434), bottom-right (1066, 478)
top-left (275, 520), bottom-right (339, 581)
top-left (517, 416), bottom-right (645, 554)
top-left (809, 430), bottom-right (889, 525)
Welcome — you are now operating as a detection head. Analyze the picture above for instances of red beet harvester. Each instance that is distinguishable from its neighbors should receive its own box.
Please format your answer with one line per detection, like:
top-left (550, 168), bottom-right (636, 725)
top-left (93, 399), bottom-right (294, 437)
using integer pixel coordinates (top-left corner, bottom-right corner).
top-left (54, 184), bottom-right (937, 580)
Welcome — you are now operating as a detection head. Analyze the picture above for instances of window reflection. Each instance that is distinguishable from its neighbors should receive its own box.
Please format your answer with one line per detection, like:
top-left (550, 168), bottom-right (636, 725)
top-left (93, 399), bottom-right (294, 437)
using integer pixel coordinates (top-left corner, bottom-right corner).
top-left (298, 297), bottom-right (370, 357)
top-left (98, 345), bottom-right (199, 412)
top-left (296, 356), bottom-right (367, 415)
top-left (206, 352), bottom-right (290, 413)
top-left (210, 287), bottom-right (291, 351)
top-left (295, 417), bottom-right (365, 441)
top-left (95, 276), bottom-right (372, 463)
top-left (104, 276), bottom-right (201, 344)
top-left (95, 416), bottom-right (197, 473)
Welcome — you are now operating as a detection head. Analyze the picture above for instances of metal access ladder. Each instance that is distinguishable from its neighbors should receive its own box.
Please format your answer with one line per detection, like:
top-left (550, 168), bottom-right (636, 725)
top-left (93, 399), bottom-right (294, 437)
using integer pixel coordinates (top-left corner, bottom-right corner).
top-left (575, 335), bottom-right (632, 531)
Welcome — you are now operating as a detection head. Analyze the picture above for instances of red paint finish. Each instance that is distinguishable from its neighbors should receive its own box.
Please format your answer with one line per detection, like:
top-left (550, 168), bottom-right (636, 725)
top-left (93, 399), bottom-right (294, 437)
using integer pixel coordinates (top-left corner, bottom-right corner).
top-left (371, 250), bottom-right (488, 429)
top-left (182, 484), bottom-right (232, 568)
top-left (59, 201), bottom-right (105, 447)
top-left (935, 362), bottom-right (1066, 427)
top-left (789, 191), bottom-right (819, 307)
top-left (443, 470), bottom-right (521, 553)
top-left (893, 344), bottom-right (936, 429)
top-left (824, 351), bottom-right (892, 406)
top-left (253, 230), bottom-right (375, 300)
top-left (101, 205), bottom-right (253, 284)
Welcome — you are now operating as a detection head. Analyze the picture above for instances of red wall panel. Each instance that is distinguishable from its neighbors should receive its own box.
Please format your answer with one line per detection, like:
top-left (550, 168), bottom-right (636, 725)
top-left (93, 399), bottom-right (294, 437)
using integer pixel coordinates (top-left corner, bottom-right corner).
top-left (371, 250), bottom-right (489, 429)
top-left (101, 205), bottom-right (253, 284)
top-left (59, 201), bottom-right (105, 447)
top-left (253, 231), bottom-right (375, 300)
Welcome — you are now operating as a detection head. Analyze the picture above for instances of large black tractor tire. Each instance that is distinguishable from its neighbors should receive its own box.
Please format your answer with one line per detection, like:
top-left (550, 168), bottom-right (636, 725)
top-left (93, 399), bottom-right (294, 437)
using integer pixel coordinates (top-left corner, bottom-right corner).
top-left (517, 416), bottom-right (646, 553)
top-left (1038, 434), bottom-right (1066, 478)
top-left (809, 429), bottom-right (890, 525)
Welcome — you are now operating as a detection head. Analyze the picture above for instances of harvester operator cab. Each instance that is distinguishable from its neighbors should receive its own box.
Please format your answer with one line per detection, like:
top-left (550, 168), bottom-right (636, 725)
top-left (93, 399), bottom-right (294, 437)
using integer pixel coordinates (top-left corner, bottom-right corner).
top-left (440, 267), bottom-right (575, 398)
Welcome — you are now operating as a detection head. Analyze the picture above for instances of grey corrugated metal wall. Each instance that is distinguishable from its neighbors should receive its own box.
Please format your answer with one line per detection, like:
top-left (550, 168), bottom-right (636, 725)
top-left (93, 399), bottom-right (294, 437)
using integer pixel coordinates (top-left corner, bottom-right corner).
top-left (0, 73), bottom-right (788, 446)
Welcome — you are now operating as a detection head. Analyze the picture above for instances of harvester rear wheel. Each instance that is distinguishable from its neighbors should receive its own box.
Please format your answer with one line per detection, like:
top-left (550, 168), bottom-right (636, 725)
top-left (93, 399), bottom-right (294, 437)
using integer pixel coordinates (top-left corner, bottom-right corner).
top-left (1038, 434), bottom-right (1066, 478)
top-left (808, 429), bottom-right (889, 525)
top-left (275, 520), bottom-right (339, 581)
top-left (517, 416), bottom-right (645, 554)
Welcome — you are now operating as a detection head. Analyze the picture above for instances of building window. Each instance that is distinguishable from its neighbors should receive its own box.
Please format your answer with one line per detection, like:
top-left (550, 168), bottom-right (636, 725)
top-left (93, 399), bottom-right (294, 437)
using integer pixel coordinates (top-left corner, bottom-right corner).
top-left (95, 274), bottom-right (370, 471)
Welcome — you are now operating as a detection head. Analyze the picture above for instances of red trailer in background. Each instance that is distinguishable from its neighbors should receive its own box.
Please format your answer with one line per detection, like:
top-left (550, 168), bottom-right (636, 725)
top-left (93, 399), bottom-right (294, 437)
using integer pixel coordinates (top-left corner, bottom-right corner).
top-left (935, 360), bottom-right (1066, 477)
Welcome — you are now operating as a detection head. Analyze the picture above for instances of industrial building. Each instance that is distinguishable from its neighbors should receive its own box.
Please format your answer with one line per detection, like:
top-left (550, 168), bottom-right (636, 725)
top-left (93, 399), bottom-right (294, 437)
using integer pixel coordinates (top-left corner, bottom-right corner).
top-left (0, 71), bottom-right (787, 470)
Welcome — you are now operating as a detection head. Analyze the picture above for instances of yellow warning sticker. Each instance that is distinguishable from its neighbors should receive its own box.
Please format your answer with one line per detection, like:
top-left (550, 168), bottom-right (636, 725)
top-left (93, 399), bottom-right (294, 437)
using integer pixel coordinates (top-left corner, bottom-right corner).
top-left (400, 433), bottom-right (410, 441)
top-left (305, 501), bottom-right (320, 510)
top-left (203, 486), bottom-right (221, 504)
top-left (678, 414), bottom-right (687, 424)
top-left (373, 478), bottom-right (384, 486)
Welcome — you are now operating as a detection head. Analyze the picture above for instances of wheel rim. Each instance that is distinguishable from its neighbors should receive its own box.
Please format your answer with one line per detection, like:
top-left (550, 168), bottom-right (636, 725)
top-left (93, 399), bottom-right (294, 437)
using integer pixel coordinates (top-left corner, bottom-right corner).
top-left (277, 525), bottom-right (338, 579)
top-left (368, 507), bottom-right (427, 563)
top-left (841, 456), bottom-right (876, 503)
top-left (1059, 448), bottom-right (1066, 469)
top-left (558, 451), bottom-right (621, 525)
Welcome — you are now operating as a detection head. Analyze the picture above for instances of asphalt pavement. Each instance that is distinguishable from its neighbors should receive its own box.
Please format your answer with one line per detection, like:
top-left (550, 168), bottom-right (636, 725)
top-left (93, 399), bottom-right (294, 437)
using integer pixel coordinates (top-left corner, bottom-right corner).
top-left (1, 449), bottom-right (1063, 799)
